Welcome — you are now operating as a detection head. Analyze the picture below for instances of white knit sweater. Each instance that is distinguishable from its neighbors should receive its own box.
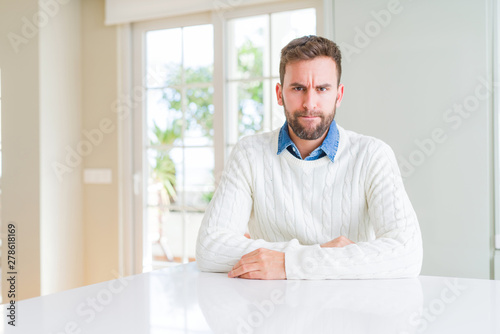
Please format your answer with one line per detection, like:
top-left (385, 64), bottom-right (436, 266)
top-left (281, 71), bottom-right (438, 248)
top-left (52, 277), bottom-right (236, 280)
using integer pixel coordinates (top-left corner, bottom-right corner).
top-left (196, 125), bottom-right (423, 279)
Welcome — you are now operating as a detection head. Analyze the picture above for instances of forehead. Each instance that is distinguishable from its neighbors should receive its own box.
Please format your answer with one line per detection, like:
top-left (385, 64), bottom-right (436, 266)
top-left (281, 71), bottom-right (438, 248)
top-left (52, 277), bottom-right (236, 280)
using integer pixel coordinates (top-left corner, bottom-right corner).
top-left (283, 56), bottom-right (337, 85)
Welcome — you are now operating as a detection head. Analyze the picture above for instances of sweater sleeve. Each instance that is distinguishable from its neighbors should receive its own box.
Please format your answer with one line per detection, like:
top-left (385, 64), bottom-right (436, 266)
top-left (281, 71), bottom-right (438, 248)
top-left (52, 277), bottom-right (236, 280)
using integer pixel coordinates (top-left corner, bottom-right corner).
top-left (196, 139), bottom-right (302, 273)
top-left (284, 142), bottom-right (423, 279)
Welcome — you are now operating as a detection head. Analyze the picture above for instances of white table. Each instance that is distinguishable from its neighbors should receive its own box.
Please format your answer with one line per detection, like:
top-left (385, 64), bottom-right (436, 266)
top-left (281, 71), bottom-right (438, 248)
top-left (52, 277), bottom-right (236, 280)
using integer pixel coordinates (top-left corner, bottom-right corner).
top-left (2, 262), bottom-right (500, 333)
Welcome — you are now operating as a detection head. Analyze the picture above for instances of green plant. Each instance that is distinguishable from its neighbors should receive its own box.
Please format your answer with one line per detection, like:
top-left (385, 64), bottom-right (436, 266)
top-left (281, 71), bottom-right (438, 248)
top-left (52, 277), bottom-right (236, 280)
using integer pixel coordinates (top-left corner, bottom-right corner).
top-left (202, 191), bottom-right (214, 203)
top-left (236, 38), bottom-right (264, 136)
top-left (151, 121), bottom-right (181, 203)
top-left (152, 38), bottom-right (262, 204)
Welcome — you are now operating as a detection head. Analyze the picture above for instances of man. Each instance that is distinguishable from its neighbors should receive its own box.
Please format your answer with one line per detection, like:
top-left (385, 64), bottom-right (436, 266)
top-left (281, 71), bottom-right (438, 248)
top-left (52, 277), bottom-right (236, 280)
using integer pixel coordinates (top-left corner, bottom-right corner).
top-left (196, 35), bottom-right (423, 280)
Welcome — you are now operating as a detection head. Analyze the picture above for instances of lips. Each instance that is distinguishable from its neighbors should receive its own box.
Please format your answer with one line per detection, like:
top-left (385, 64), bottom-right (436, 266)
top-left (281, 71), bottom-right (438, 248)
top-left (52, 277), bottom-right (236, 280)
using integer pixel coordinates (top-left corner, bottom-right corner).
top-left (297, 112), bottom-right (322, 118)
top-left (299, 115), bottom-right (321, 120)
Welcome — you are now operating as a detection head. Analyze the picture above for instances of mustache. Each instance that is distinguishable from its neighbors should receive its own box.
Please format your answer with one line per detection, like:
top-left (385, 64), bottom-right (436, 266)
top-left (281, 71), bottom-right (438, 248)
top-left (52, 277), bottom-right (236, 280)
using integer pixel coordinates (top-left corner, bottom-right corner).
top-left (294, 111), bottom-right (324, 117)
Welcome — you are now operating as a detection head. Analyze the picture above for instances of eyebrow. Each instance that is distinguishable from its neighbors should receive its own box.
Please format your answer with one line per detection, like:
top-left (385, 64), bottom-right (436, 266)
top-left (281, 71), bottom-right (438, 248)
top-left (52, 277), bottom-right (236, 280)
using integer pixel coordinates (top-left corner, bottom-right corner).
top-left (289, 82), bottom-right (333, 88)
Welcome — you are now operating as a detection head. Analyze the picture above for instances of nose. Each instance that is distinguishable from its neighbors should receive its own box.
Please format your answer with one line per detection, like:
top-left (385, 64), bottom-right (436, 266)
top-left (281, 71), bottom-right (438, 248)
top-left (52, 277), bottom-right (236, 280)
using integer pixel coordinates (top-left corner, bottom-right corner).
top-left (302, 89), bottom-right (317, 111)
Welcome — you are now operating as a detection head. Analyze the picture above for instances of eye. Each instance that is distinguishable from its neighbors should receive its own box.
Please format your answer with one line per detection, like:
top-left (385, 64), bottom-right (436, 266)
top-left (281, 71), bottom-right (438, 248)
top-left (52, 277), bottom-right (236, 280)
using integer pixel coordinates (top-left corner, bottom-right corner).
top-left (293, 87), bottom-right (304, 91)
top-left (317, 87), bottom-right (327, 92)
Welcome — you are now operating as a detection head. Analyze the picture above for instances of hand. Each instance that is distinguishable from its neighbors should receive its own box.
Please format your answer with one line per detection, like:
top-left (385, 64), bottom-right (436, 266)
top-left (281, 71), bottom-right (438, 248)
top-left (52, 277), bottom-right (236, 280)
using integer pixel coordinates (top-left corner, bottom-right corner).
top-left (320, 236), bottom-right (354, 248)
top-left (228, 248), bottom-right (286, 280)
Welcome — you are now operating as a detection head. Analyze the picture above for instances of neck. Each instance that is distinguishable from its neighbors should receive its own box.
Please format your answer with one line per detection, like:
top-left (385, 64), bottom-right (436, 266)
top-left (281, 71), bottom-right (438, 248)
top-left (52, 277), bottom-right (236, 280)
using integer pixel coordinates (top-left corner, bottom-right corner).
top-left (288, 125), bottom-right (328, 159)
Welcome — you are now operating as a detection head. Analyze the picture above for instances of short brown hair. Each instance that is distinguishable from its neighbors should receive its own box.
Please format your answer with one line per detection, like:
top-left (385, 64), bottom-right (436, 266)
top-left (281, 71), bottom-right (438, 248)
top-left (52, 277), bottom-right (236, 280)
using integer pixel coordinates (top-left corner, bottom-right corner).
top-left (279, 35), bottom-right (342, 86)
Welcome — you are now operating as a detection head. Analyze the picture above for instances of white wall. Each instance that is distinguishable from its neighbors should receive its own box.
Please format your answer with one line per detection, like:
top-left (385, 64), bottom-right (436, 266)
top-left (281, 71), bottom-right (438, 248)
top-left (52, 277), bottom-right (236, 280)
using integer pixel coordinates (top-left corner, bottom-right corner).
top-left (40, 0), bottom-right (84, 295)
top-left (81, 0), bottom-right (120, 286)
top-left (334, 0), bottom-right (493, 278)
top-left (0, 0), bottom-right (42, 300)
top-left (0, 0), bottom-right (120, 300)
top-left (0, 0), bottom-right (85, 299)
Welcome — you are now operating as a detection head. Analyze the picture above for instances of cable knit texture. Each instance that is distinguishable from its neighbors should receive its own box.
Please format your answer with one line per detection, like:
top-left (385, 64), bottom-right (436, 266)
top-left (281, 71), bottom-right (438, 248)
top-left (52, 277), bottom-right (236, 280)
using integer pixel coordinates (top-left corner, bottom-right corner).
top-left (196, 125), bottom-right (423, 279)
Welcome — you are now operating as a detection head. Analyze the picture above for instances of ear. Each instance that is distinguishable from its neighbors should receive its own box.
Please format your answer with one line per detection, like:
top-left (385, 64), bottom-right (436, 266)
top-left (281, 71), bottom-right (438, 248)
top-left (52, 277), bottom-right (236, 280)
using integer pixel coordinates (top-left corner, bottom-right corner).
top-left (336, 83), bottom-right (344, 108)
top-left (276, 83), bottom-right (284, 106)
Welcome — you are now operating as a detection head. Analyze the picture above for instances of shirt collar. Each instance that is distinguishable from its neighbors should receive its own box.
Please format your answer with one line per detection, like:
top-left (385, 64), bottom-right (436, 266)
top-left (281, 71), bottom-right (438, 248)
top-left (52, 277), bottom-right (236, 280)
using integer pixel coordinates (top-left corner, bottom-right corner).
top-left (277, 120), bottom-right (339, 162)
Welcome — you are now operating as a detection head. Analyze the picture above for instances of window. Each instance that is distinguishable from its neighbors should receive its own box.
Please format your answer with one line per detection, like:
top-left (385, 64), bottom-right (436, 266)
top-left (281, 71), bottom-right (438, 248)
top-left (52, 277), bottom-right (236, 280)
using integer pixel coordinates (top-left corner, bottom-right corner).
top-left (226, 8), bottom-right (316, 149)
top-left (146, 25), bottom-right (215, 268)
top-left (132, 2), bottom-right (321, 272)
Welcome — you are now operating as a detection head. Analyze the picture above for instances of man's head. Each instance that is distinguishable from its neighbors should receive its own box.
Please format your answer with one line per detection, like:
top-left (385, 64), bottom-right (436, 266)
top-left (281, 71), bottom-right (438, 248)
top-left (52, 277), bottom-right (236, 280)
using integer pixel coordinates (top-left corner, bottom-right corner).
top-left (279, 35), bottom-right (342, 86)
top-left (276, 35), bottom-right (344, 142)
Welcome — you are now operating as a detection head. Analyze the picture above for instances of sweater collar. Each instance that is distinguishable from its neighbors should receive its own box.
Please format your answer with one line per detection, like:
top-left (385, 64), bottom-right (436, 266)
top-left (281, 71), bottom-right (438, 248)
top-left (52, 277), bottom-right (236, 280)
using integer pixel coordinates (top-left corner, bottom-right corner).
top-left (277, 120), bottom-right (339, 162)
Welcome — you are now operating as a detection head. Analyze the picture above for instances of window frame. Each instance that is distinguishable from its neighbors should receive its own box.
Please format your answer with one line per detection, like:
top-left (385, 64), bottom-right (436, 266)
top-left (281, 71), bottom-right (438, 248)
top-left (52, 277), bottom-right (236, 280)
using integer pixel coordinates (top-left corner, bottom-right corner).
top-left (493, 0), bottom-right (500, 252)
top-left (224, 5), bottom-right (320, 151)
top-left (132, 12), bottom-right (215, 272)
top-left (122, 0), bottom-right (326, 275)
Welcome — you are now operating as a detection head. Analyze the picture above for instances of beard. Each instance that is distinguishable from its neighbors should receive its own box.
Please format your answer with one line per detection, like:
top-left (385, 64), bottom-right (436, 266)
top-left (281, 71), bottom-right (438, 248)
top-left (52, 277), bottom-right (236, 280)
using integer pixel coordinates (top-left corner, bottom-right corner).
top-left (283, 99), bottom-right (337, 140)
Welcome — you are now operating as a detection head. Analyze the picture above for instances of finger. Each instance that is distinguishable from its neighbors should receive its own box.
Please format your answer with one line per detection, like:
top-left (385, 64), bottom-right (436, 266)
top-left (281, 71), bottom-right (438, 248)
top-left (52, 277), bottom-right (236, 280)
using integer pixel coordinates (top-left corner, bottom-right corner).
top-left (342, 238), bottom-right (354, 246)
top-left (234, 249), bottom-right (266, 268)
top-left (240, 248), bottom-right (265, 259)
top-left (237, 271), bottom-right (263, 280)
top-left (231, 253), bottom-right (261, 272)
top-left (229, 263), bottom-right (261, 278)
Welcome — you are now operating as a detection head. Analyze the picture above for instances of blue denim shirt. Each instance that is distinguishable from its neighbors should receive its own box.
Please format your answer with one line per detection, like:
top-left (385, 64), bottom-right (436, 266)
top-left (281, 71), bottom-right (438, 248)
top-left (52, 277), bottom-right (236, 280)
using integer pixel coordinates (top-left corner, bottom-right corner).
top-left (277, 120), bottom-right (339, 162)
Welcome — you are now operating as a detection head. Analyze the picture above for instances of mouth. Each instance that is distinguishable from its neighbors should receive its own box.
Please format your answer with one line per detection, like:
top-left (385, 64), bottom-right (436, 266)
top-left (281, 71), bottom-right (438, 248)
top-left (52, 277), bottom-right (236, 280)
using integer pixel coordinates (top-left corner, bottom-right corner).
top-left (299, 115), bottom-right (321, 121)
top-left (297, 111), bottom-right (322, 118)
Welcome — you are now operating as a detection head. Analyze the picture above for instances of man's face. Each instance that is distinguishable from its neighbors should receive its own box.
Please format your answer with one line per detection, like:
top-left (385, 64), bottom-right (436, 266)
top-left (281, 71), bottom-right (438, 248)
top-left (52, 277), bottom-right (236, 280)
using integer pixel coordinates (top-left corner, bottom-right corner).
top-left (276, 56), bottom-right (344, 140)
